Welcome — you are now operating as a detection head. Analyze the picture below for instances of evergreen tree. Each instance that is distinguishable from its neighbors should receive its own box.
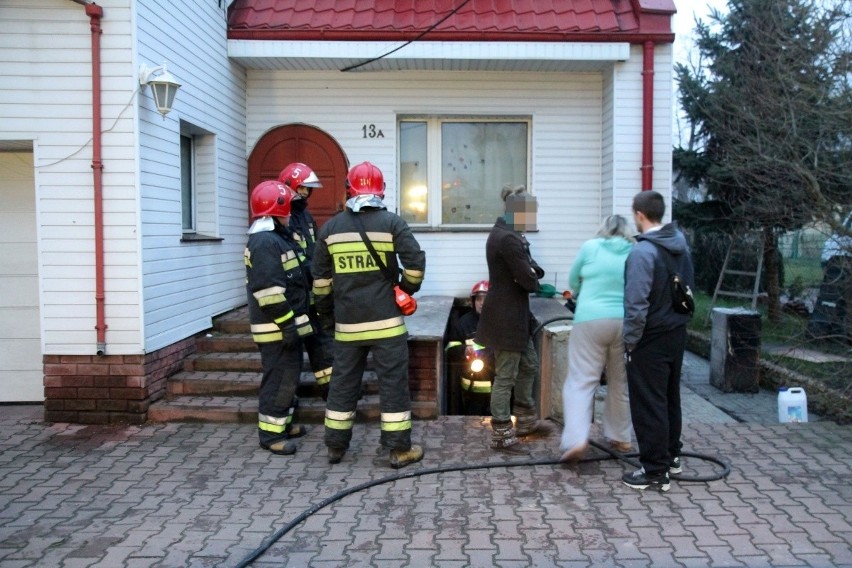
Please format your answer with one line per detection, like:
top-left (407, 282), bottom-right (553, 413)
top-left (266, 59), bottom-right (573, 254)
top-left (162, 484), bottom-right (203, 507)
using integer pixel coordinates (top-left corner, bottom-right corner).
top-left (675, 0), bottom-right (851, 321)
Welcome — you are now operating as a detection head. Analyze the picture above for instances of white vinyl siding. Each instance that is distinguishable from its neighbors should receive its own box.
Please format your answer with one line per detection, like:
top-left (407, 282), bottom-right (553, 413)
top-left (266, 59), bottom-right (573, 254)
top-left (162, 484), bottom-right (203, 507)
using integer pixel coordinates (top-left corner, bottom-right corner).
top-left (246, 64), bottom-right (675, 297)
top-left (137, 0), bottom-right (247, 352)
top-left (0, 0), bottom-right (140, 356)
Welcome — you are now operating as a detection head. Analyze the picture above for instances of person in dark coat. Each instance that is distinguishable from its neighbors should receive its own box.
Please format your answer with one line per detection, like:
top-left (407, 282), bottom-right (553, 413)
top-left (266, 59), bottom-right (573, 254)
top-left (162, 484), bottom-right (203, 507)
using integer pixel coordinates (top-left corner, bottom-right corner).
top-left (475, 186), bottom-right (556, 454)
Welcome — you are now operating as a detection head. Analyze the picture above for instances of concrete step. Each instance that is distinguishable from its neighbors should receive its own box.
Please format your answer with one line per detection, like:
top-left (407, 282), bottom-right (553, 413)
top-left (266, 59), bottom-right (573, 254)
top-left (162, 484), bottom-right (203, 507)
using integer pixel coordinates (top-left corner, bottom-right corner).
top-left (147, 394), bottom-right (438, 424)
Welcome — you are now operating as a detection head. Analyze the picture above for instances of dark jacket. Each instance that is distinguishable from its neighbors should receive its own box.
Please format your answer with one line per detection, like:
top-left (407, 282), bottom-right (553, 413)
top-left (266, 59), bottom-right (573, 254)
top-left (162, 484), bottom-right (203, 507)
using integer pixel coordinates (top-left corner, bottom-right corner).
top-left (475, 217), bottom-right (542, 352)
top-left (312, 201), bottom-right (425, 344)
top-left (244, 220), bottom-right (313, 344)
top-left (289, 199), bottom-right (319, 277)
top-left (623, 222), bottom-right (695, 349)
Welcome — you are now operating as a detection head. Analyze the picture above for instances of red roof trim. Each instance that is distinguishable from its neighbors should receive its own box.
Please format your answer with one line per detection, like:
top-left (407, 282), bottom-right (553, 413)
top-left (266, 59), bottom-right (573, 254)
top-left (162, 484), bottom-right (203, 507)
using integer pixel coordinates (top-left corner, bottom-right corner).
top-left (227, 29), bottom-right (675, 44)
top-left (227, 0), bottom-right (675, 44)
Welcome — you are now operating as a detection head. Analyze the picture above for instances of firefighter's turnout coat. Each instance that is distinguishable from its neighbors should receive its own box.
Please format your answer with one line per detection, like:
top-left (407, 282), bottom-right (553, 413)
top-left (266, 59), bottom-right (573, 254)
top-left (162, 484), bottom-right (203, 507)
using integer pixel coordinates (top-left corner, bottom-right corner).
top-left (244, 217), bottom-right (314, 447)
top-left (288, 198), bottom-right (333, 391)
top-left (312, 195), bottom-right (425, 451)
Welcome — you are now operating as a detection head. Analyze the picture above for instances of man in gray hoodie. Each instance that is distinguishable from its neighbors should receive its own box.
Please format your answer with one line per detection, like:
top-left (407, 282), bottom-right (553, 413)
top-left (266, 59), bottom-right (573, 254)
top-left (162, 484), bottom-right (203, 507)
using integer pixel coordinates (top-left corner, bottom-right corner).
top-left (622, 191), bottom-right (695, 492)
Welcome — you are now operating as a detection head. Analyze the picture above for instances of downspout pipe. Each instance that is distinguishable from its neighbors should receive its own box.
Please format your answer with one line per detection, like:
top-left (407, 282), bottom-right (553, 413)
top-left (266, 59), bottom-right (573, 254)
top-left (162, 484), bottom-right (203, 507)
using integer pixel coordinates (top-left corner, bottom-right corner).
top-left (641, 40), bottom-right (654, 191)
top-left (84, 2), bottom-right (108, 355)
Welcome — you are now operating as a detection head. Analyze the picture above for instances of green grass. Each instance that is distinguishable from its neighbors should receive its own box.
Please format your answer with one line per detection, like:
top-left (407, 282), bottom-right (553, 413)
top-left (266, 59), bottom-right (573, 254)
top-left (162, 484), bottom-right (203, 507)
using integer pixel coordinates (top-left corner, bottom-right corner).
top-left (689, 289), bottom-right (850, 384)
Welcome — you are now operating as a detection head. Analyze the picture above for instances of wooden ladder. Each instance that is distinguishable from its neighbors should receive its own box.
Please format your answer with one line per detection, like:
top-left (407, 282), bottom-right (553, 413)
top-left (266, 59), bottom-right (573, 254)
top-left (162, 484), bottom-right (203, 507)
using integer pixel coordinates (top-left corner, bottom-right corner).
top-left (709, 232), bottom-right (764, 316)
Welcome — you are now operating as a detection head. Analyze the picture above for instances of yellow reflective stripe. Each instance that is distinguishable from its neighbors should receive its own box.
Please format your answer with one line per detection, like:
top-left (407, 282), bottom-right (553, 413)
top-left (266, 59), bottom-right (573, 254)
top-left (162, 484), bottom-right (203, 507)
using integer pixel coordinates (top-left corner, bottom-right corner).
top-left (446, 341), bottom-right (463, 349)
top-left (253, 286), bottom-right (286, 303)
top-left (336, 316), bottom-right (404, 334)
top-left (402, 268), bottom-right (424, 284)
top-left (251, 322), bottom-right (283, 343)
top-left (295, 314), bottom-right (313, 336)
top-left (244, 247), bottom-right (252, 268)
top-left (257, 294), bottom-right (285, 307)
top-left (325, 409), bottom-right (355, 431)
top-left (335, 325), bottom-right (406, 342)
top-left (381, 410), bottom-right (412, 432)
top-left (259, 412), bottom-right (289, 426)
top-left (335, 316), bottom-right (406, 342)
top-left (465, 339), bottom-right (486, 350)
top-left (313, 277), bottom-right (332, 296)
top-left (326, 409), bottom-right (355, 421)
top-left (253, 331), bottom-right (283, 343)
top-left (258, 409), bottom-right (294, 433)
top-left (325, 231), bottom-right (392, 246)
top-left (273, 310), bottom-right (295, 325)
top-left (461, 378), bottom-right (492, 393)
top-left (314, 367), bottom-right (332, 385)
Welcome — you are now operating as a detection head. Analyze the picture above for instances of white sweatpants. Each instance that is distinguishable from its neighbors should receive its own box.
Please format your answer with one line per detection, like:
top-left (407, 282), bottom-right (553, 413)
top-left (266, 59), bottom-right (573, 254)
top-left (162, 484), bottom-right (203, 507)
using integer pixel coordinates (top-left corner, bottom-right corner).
top-left (560, 318), bottom-right (633, 452)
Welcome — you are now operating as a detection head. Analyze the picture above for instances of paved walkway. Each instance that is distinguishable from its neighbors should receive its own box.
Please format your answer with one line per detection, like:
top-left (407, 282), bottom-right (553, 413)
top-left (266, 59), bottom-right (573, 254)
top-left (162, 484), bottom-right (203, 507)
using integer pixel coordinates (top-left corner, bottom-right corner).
top-left (1, 353), bottom-right (850, 567)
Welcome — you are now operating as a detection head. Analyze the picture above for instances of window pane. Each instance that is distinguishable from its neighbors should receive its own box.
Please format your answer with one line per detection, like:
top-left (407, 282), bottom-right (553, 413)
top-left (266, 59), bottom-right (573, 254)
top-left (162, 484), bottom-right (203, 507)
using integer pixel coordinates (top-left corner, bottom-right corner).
top-left (180, 135), bottom-right (193, 231)
top-left (399, 121), bottom-right (428, 224)
top-left (441, 122), bottom-right (527, 225)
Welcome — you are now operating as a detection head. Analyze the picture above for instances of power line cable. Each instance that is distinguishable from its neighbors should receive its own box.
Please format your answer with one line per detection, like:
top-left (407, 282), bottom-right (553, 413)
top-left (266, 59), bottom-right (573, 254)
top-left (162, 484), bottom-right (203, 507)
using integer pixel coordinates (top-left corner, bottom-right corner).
top-left (340, 0), bottom-right (473, 72)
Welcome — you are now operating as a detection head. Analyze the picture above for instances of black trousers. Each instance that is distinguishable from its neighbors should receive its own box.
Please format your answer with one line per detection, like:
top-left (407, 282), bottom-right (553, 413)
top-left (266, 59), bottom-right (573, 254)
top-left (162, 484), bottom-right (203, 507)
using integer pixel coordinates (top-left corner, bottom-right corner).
top-left (304, 308), bottom-right (334, 388)
top-left (626, 326), bottom-right (686, 476)
top-left (257, 341), bottom-right (303, 447)
top-left (324, 336), bottom-right (412, 451)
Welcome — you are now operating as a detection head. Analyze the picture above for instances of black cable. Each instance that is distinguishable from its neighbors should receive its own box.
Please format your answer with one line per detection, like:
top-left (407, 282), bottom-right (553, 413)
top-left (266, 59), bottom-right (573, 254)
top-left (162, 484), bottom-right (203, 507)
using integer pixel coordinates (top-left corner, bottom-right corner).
top-left (234, 443), bottom-right (730, 567)
top-left (340, 0), bottom-right (473, 72)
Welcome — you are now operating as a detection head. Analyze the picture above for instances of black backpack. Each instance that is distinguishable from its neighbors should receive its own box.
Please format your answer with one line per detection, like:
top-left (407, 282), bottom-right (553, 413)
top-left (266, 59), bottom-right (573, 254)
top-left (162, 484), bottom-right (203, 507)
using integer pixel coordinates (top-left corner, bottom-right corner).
top-left (652, 243), bottom-right (695, 316)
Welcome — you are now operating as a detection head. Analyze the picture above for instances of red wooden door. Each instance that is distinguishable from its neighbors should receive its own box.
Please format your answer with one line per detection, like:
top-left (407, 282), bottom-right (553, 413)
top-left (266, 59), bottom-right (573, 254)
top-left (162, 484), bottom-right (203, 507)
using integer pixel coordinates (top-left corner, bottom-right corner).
top-left (247, 124), bottom-right (348, 227)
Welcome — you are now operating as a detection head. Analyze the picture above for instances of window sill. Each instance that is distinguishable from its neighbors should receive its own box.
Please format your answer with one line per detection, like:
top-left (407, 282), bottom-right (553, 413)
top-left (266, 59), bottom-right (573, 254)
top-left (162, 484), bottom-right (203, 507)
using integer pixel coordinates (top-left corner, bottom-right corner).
top-left (180, 234), bottom-right (223, 243)
top-left (410, 226), bottom-right (539, 234)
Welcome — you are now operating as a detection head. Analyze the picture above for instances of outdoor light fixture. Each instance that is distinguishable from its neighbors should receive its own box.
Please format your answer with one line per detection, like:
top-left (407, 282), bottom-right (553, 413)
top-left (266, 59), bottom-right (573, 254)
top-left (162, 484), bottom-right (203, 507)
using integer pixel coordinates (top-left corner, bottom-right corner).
top-left (139, 63), bottom-right (181, 118)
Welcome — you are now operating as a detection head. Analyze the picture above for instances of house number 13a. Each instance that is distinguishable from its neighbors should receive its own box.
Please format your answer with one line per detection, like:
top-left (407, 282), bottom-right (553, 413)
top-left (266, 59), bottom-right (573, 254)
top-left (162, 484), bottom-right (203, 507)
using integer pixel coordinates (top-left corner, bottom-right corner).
top-left (361, 124), bottom-right (385, 138)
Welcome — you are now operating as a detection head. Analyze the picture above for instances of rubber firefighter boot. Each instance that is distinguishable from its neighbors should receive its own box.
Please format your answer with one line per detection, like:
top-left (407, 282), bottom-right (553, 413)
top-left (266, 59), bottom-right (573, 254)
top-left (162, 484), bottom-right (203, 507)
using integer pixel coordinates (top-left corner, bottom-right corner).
top-left (389, 444), bottom-right (424, 469)
top-left (514, 404), bottom-right (557, 438)
top-left (491, 419), bottom-right (529, 455)
top-left (261, 439), bottom-right (298, 456)
top-left (327, 446), bottom-right (346, 464)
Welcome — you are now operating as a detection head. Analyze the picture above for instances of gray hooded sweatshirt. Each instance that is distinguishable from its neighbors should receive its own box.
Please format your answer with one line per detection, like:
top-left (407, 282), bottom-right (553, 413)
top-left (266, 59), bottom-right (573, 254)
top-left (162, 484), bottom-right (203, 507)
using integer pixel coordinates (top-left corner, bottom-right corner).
top-left (623, 222), bottom-right (695, 350)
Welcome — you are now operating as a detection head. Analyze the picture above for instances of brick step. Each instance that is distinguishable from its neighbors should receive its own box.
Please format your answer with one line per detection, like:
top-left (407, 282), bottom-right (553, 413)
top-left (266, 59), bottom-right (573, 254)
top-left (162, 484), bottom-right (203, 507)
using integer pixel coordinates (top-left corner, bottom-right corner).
top-left (185, 349), bottom-right (377, 374)
top-left (196, 333), bottom-right (256, 353)
top-left (166, 370), bottom-right (380, 398)
top-left (211, 306), bottom-right (250, 334)
top-left (184, 352), bottom-right (261, 372)
top-left (147, 394), bottom-right (437, 424)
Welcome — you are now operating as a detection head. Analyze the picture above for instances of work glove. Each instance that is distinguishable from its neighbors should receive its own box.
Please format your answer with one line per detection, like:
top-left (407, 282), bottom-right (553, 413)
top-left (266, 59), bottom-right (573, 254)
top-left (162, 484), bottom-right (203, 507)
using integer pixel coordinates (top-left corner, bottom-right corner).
top-left (280, 321), bottom-right (300, 350)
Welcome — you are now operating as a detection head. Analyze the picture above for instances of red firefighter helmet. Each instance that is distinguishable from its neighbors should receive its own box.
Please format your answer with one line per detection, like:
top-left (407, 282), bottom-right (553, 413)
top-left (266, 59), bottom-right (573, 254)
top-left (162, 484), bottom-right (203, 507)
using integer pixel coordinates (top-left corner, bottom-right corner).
top-left (278, 162), bottom-right (323, 190)
top-left (470, 280), bottom-right (489, 298)
top-left (345, 161), bottom-right (385, 198)
top-left (249, 180), bottom-right (294, 219)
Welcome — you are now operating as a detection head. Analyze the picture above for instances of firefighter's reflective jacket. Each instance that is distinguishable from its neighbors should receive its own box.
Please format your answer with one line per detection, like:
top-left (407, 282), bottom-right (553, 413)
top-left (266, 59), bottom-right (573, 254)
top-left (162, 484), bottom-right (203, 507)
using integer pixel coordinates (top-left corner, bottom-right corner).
top-left (288, 200), bottom-right (319, 278)
top-left (446, 310), bottom-right (495, 394)
top-left (244, 217), bottom-right (313, 343)
top-left (312, 200), bottom-right (425, 344)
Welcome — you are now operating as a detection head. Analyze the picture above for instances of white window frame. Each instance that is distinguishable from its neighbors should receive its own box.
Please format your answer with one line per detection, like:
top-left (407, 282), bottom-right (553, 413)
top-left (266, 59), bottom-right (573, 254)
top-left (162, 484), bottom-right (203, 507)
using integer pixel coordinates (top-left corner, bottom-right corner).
top-left (179, 121), bottom-right (218, 239)
top-left (398, 116), bottom-right (532, 230)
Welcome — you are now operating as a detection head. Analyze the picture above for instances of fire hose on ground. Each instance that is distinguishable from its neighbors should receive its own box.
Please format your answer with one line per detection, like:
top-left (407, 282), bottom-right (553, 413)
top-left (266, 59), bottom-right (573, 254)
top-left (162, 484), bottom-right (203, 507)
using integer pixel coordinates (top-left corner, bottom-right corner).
top-left (235, 314), bottom-right (731, 567)
top-left (234, 443), bottom-right (731, 567)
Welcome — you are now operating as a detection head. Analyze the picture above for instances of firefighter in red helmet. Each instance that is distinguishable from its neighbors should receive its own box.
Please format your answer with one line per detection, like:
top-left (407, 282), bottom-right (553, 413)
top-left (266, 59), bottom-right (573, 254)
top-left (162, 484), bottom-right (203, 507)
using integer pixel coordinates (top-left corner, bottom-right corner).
top-left (278, 162), bottom-right (333, 399)
top-left (244, 180), bottom-right (314, 456)
top-left (312, 161), bottom-right (427, 469)
top-left (446, 280), bottom-right (495, 415)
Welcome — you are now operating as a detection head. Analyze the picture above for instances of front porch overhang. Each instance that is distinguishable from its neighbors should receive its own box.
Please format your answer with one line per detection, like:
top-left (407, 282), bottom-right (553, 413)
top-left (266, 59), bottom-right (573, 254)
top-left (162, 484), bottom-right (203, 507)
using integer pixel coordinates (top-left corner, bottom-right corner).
top-left (228, 40), bottom-right (631, 72)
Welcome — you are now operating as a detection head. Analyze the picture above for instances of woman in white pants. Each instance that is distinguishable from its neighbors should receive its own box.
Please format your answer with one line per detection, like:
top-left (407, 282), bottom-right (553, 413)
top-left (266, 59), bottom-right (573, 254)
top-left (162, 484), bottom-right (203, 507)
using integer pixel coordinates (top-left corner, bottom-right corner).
top-left (560, 215), bottom-right (634, 462)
